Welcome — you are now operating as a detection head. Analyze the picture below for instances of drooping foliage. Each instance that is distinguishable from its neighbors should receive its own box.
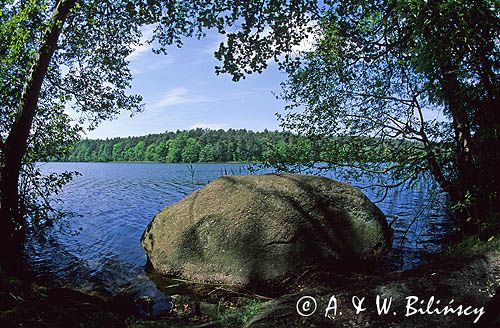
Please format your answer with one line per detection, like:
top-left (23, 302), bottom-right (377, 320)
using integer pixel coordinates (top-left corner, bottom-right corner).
top-left (0, 0), bottom-right (144, 239)
top-left (0, 0), bottom-right (318, 265)
top-left (278, 0), bottom-right (499, 236)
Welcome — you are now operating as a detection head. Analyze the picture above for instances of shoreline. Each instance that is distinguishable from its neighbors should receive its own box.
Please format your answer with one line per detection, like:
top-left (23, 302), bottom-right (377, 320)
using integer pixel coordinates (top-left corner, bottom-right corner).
top-left (3, 237), bottom-right (498, 327)
top-left (41, 161), bottom-right (260, 165)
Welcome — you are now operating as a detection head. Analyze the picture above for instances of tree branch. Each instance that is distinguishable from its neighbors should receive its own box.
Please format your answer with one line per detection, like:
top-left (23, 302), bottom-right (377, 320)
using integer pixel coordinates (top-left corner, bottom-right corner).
top-left (5, 0), bottom-right (78, 167)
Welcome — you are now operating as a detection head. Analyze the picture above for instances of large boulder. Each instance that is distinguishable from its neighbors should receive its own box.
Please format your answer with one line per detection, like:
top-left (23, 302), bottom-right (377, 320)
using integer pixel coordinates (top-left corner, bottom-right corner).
top-left (141, 173), bottom-right (391, 290)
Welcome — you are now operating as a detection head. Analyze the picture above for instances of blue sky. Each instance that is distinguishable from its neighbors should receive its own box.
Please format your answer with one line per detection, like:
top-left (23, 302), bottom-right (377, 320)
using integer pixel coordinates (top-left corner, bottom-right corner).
top-left (85, 29), bottom-right (289, 139)
top-left (83, 26), bottom-right (446, 140)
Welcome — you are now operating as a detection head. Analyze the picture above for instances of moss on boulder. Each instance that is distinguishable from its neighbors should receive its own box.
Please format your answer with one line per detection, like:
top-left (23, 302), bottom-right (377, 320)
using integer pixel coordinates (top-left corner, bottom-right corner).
top-left (141, 173), bottom-right (391, 290)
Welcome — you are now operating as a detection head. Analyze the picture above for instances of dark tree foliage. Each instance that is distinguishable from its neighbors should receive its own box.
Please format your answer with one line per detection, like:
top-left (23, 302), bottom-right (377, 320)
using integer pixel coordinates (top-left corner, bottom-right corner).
top-left (278, 0), bottom-right (499, 237)
top-left (0, 0), bottom-right (317, 268)
top-left (0, 0), bottom-right (143, 267)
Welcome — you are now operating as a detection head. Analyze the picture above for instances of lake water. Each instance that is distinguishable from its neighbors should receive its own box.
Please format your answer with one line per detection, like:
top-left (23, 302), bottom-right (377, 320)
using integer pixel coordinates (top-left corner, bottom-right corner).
top-left (25, 162), bottom-right (453, 307)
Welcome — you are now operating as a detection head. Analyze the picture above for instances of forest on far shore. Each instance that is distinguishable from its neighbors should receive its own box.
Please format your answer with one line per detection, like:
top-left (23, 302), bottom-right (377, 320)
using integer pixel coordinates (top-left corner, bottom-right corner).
top-left (55, 129), bottom-right (295, 163)
top-left (51, 128), bottom-right (426, 165)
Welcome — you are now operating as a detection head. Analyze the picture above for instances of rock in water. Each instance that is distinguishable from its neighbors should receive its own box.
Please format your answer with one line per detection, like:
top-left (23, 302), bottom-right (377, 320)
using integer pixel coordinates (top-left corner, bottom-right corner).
top-left (141, 173), bottom-right (392, 289)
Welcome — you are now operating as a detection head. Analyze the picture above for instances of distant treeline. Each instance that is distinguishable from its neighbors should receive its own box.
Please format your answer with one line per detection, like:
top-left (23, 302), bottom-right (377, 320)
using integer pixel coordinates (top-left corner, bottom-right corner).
top-left (55, 129), bottom-right (298, 163)
top-left (51, 128), bottom-right (428, 164)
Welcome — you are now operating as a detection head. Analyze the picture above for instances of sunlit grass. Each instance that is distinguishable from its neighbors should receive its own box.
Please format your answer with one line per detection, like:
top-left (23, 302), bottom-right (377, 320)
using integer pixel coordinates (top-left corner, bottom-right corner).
top-left (447, 235), bottom-right (500, 258)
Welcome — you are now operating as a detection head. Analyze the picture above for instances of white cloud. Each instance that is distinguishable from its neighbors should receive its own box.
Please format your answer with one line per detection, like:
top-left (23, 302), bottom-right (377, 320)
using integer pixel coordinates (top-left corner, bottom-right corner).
top-left (251, 22), bottom-right (320, 66)
top-left (127, 25), bottom-right (156, 60)
top-left (202, 33), bottom-right (228, 55)
top-left (127, 42), bottom-right (152, 61)
top-left (149, 87), bottom-right (217, 109)
top-left (130, 55), bottom-right (174, 75)
top-left (291, 19), bottom-right (320, 54)
top-left (127, 25), bottom-right (177, 75)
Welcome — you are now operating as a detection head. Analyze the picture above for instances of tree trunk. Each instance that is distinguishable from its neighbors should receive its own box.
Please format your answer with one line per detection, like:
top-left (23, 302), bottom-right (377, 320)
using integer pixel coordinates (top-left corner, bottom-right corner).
top-left (474, 96), bottom-right (500, 237)
top-left (440, 59), bottom-right (500, 237)
top-left (0, 0), bottom-right (77, 271)
top-left (439, 63), bottom-right (479, 235)
top-left (0, 158), bottom-right (25, 271)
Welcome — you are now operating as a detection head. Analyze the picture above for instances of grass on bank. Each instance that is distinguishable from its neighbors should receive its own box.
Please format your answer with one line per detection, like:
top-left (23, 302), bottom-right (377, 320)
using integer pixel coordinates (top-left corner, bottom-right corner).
top-left (447, 235), bottom-right (500, 258)
top-left (204, 298), bottom-right (263, 327)
top-left (126, 298), bottom-right (264, 328)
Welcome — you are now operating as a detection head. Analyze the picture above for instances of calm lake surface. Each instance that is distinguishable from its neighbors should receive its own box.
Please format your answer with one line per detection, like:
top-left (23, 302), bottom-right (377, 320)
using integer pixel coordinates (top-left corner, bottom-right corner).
top-left (26, 162), bottom-right (453, 301)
